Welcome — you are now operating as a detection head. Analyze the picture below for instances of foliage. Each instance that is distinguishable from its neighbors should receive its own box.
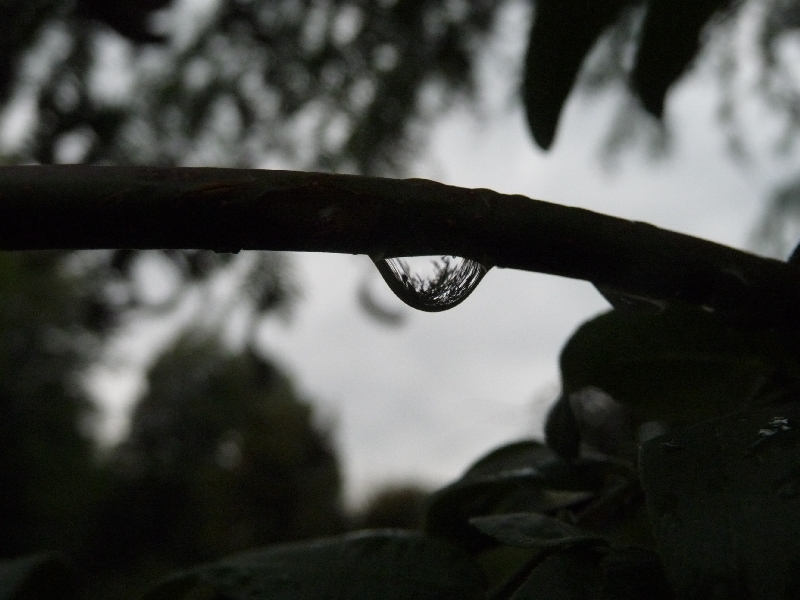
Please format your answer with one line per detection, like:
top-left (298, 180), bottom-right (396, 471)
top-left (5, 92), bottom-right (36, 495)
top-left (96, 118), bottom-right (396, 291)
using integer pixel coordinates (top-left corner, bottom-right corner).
top-left (5, 0), bottom-right (800, 168)
top-left (355, 485), bottom-right (430, 530)
top-left (558, 305), bottom-right (800, 424)
top-left (0, 554), bottom-right (80, 600)
top-left (0, 252), bottom-right (336, 598)
top-left (80, 335), bottom-right (344, 597)
top-left (52, 279), bottom-right (800, 599)
top-left (0, 252), bottom-right (102, 558)
top-left (0, 437), bottom-right (669, 599)
top-left (143, 531), bottom-right (487, 600)
top-left (0, 0), bottom-right (502, 173)
top-left (523, 0), bottom-right (737, 145)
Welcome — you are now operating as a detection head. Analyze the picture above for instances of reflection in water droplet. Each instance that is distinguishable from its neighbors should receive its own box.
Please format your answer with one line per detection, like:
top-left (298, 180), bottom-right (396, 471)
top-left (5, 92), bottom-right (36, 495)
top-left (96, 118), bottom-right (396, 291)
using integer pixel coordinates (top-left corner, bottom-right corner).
top-left (371, 255), bottom-right (490, 312)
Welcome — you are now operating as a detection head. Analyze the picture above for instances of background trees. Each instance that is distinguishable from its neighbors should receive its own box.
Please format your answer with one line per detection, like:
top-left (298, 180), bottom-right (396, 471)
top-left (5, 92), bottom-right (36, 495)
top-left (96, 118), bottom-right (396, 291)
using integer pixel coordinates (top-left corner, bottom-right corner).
top-left (0, 0), bottom-right (502, 172)
top-left (0, 251), bottom-right (100, 558)
top-left (82, 337), bottom-right (343, 597)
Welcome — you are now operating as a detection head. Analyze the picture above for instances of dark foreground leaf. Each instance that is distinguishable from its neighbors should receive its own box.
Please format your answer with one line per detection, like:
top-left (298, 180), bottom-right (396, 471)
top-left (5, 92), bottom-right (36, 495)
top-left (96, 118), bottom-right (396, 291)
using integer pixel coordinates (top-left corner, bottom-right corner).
top-left (631, 0), bottom-right (734, 117)
top-left (470, 513), bottom-right (606, 552)
top-left (424, 440), bottom-right (632, 551)
top-left (498, 544), bottom-right (672, 600)
top-left (559, 307), bottom-right (800, 423)
top-left (507, 551), bottom-right (599, 600)
top-left (523, 0), bottom-right (629, 149)
top-left (140, 530), bottom-right (486, 600)
top-left (640, 403), bottom-right (800, 599)
top-left (460, 440), bottom-right (555, 480)
top-left (0, 554), bottom-right (79, 600)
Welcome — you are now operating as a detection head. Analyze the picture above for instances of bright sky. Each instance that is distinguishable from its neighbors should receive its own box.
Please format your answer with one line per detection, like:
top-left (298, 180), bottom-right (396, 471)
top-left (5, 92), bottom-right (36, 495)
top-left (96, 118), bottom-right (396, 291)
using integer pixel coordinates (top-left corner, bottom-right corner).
top-left (244, 5), bottom-right (800, 507)
top-left (87, 0), bottom-right (800, 508)
top-left (253, 82), bottom-right (794, 508)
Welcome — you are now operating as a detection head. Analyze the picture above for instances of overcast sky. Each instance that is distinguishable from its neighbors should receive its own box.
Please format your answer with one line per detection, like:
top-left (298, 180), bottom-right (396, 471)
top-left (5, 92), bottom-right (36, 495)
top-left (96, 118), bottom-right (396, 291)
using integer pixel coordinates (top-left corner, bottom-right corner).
top-left (88, 1), bottom-right (800, 508)
top-left (252, 81), bottom-right (796, 508)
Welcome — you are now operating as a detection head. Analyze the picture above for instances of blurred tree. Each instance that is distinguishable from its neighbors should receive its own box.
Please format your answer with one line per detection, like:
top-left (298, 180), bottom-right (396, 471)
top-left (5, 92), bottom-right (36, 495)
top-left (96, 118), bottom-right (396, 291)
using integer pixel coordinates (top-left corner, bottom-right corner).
top-left (0, 252), bottom-right (103, 558)
top-left (1, 0), bottom-right (799, 169)
top-left (0, 0), bottom-right (503, 173)
top-left (83, 335), bottom-right (343, 593)
top-left (355, 484), bottom-right (430, 530)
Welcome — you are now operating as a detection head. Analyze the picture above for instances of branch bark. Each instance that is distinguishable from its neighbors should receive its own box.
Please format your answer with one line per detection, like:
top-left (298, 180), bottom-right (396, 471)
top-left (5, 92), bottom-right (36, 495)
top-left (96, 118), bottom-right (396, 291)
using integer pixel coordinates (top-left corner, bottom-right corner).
top-left (0, 165), bottom-right (797, 323)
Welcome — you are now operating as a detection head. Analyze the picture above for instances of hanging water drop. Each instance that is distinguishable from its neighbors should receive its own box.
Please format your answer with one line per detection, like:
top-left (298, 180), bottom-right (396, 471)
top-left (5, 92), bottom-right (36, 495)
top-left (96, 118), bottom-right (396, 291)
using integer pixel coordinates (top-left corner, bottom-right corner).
top-left (371, 255), bottom-right (490, 312)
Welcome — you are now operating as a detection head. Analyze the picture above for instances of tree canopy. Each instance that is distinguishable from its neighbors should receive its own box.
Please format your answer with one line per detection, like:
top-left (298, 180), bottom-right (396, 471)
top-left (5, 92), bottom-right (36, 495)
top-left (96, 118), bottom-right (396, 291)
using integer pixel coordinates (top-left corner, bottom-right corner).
top-left (0, 252), bottom-right (99, 558)
top-left (3, 0), bottom-right (800, 170)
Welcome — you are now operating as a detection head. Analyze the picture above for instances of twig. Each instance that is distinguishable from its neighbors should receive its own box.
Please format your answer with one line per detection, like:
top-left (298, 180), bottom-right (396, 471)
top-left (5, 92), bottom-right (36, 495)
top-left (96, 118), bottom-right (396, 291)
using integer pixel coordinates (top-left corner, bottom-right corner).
top-left (0, 165), bottom-right (797, 323)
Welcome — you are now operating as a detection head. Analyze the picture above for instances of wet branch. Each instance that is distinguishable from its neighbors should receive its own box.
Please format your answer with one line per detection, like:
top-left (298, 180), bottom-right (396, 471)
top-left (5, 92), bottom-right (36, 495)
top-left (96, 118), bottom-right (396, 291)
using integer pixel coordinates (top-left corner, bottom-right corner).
top-left (0, 165), bottom-right (798, 322)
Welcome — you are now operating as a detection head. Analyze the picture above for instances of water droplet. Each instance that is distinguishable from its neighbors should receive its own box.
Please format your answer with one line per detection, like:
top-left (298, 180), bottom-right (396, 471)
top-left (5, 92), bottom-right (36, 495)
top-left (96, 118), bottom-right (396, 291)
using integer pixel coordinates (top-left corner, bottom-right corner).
top-left (371, 255), bottom-right (490, 312)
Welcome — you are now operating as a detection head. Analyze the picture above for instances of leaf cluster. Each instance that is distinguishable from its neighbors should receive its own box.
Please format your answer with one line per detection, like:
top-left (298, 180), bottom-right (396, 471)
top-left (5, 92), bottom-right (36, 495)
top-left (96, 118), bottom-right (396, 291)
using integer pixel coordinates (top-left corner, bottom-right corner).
top-left (0, 438), bottom-right (669, 600)
top-left (11, 289), bottom-right (791, 599)
top-left (523, 0), bottom-right (739, 150)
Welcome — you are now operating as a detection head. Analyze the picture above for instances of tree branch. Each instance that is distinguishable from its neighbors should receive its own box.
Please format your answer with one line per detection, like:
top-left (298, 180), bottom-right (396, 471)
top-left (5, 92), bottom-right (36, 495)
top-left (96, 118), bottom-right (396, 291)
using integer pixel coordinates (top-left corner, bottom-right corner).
top-left (0, 165), bottom-right (797, 323)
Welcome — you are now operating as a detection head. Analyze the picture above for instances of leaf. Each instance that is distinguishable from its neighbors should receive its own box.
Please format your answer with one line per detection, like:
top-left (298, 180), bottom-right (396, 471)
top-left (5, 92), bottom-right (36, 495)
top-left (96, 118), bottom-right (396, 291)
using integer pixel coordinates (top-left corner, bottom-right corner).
top-left (546, 388), bottom-right (644, 462)
top-left (493, 543), bottom-right (671, 600)
top-left (461, 440), bottom-right (555, 479)
top-left (639, 403), bottom-right (800, 598)
top-left (544, 395), bottom-right (581, 460)
top-left (424, 440), bottom-right (630, 550)
top-left (523, 0), bottom-right (629, 149)
top-left (507, 551), bottom-right (602, 600)
top-left (140, 530), bottom-right (486, 600)
top-left (596, 546), bottom-right (673, 600)
top-left (594, 285), bottom-right (668, 313)
top-left (559, 307), bottom-right (800, 423)
top-left (425, 464), bottom-right (553, 552)
top-left (0, 554), bottom-right (79, 600)
top-left (424, 441), bottom-right (572, 551)
top-left (631, 0), bottom-right (734, 117)
top-left (470, 513), bottom-right (607, 552)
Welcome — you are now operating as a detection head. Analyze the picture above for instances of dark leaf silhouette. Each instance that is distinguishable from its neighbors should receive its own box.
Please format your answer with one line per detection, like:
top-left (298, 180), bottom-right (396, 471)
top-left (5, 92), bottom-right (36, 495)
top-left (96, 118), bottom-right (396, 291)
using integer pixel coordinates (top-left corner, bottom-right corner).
top-left (0, 554), bottom-right (79, 600)
top-left (424, 440), bottom-right (630, 551)
top-left (141, 531), bottom-right (486, 600)
top-left (470, 512), bottom-right (606, 552)
top-left (640, 403), bottom-right (800, 598)
top-left (524, 0), bottom-right (738, 149)
top-left (631, 0), bottom-right (734, 117)
top-left (524, 0), bottom-right (630, 149)
top-left (559, 306), bottom-right (800, 423)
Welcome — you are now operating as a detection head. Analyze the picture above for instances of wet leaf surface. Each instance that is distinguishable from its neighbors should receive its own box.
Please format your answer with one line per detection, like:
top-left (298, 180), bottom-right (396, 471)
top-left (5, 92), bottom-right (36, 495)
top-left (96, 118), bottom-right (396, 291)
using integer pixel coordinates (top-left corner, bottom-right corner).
top-left (424, 440), bottom-right (633, 551)
top-left (640, 403), bottom-right (800, 599)
top-left (141, 530), bottom-right (486, 600)
top-left (470, 512), bottom-right (607, 552)
top-left (0, 554), bottom-right (78, 600)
